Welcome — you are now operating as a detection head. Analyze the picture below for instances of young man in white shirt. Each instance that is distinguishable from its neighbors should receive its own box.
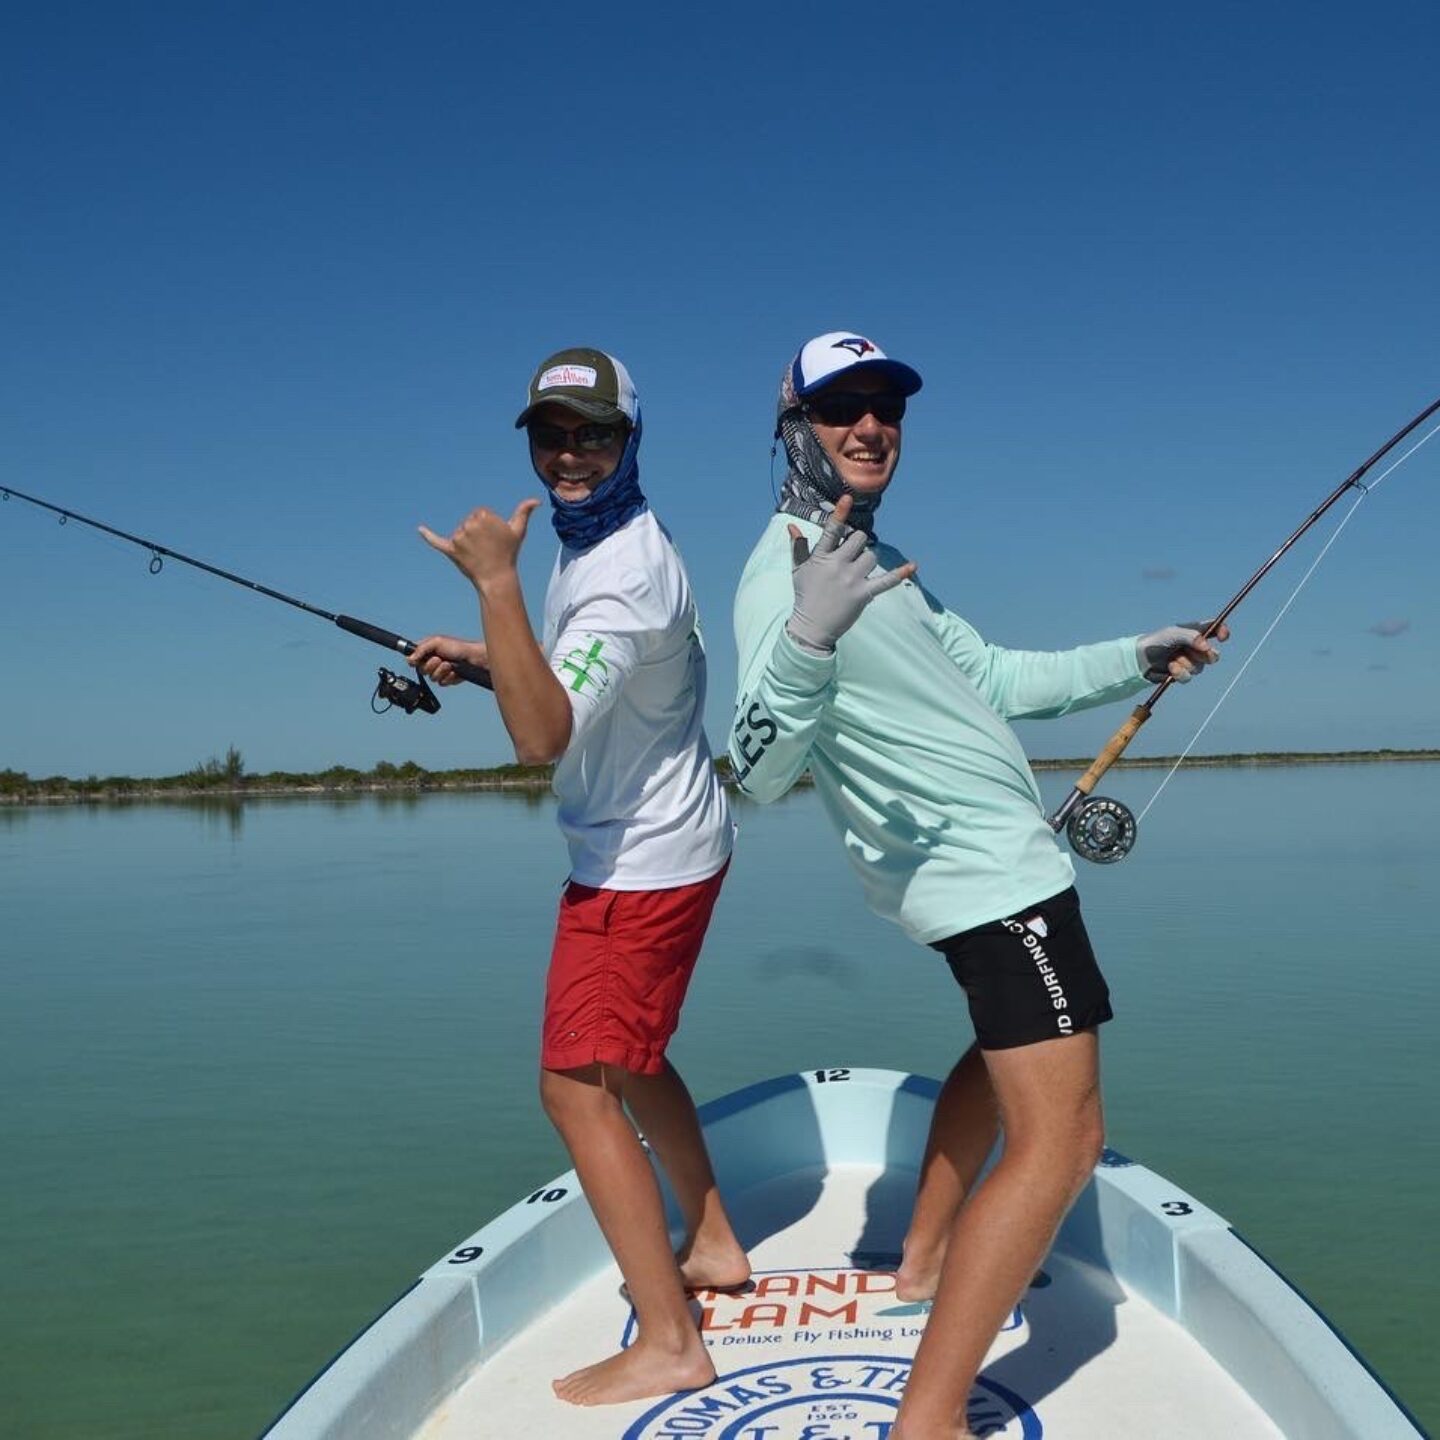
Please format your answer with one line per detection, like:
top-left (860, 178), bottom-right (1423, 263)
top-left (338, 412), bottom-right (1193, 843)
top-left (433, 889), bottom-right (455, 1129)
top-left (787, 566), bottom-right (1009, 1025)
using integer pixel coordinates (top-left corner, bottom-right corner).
top-left (412, 347), bottom-right (746, 1406)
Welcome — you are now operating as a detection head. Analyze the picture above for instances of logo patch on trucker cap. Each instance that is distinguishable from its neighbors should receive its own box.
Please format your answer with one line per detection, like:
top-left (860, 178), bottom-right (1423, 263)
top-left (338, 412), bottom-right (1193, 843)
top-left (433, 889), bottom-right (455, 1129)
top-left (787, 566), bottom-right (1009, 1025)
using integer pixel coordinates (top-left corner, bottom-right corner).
top-left (833, 337), bottom-right (877, 358)
top-left (539, 364), bottom-right (598, 390)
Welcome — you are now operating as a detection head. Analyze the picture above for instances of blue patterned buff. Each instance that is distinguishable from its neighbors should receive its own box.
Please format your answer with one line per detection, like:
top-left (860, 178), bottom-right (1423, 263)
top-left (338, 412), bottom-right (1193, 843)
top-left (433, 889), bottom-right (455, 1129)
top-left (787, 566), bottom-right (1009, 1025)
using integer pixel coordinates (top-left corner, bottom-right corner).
top-left (545, 406), bottom-right (648, 550)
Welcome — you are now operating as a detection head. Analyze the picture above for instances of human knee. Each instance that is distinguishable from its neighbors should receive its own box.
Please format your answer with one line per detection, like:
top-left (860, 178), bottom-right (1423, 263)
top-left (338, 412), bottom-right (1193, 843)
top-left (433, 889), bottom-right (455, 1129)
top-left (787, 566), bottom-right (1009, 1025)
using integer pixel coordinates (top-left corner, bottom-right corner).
top-left (981, 1099), bottom-right (1003, 1145)
top-left (1063, 1097), bottom-right (1106, 1193)
top-left (1079, 1109), bottom-right (1105, 1171)
top-left (999, 1081), bottom-right (1103, 1186)
top-left (540, 1065), bottom-right (622, 1131)
top-left (538, 1068), bottom-right (571, 1126)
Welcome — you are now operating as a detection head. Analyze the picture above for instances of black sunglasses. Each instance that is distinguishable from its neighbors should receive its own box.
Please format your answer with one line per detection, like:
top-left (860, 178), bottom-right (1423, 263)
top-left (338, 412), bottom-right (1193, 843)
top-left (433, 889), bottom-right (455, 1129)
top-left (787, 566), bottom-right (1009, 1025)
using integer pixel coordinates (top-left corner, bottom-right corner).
top-left (527, 419), bottom-right (625, 452)
top-left (802, 391), bottom-right (907, 427)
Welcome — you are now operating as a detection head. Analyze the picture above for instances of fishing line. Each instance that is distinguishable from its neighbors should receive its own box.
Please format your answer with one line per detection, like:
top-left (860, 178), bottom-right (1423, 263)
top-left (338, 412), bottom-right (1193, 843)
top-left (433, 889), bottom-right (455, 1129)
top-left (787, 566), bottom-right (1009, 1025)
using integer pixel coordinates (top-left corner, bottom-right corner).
top-left (1, 484), bottom-right (493, 714)
top-left (1135, 415), bottom-right (1440, 824)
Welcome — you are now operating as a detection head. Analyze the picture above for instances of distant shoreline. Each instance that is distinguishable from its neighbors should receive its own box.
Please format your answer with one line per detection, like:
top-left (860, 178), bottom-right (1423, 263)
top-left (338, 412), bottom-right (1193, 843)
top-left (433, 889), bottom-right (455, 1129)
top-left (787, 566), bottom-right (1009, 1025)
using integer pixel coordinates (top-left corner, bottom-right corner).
top-left (2, 749), bottom-right (1436, 807)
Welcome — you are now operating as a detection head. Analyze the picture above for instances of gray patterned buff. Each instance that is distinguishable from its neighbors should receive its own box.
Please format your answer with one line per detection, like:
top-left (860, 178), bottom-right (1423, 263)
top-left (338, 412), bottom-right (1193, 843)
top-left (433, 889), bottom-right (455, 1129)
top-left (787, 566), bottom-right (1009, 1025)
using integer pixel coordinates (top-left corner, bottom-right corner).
top-left (773, 365), bottom-right (883, 538)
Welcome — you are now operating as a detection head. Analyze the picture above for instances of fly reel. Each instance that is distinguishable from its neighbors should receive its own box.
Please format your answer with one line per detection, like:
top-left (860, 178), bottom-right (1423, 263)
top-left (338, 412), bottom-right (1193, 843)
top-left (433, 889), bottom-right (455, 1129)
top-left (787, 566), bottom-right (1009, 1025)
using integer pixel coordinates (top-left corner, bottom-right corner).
top-left (1065, 796), bottom-right (1137, 864)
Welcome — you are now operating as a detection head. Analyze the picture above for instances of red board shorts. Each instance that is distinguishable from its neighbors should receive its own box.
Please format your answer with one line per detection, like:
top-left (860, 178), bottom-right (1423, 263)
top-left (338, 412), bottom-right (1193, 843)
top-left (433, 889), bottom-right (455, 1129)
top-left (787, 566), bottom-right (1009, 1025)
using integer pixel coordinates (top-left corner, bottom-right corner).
top-left (541, 862), bottom-right (728, 1076)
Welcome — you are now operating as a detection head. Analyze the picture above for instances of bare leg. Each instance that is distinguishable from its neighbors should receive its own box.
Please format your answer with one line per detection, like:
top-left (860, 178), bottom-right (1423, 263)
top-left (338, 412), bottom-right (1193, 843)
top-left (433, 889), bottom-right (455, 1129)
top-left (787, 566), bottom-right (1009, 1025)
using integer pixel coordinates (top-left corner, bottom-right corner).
top-left (542, 1064), bottom-right (716, 1406)
top-left (622, 1061), bottom-right (750, 1291)
top-left (895, 1044), bottom-right (998, 1301)
top-left (891, 1031), bottom-right (1105, 1440)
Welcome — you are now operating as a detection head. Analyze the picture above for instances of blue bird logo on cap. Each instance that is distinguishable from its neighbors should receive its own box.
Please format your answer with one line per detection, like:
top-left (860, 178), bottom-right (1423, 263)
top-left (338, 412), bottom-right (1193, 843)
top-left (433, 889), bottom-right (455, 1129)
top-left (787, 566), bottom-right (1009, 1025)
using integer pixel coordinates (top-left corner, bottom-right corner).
top-left (832, 337), bottom-right (876, 358)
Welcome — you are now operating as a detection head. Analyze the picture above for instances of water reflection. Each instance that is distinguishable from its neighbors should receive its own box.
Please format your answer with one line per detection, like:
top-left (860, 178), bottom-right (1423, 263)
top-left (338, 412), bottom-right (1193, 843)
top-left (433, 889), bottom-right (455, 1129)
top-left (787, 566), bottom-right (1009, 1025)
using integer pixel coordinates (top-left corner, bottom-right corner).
top-left (190, 795), bottom-right (246, 839)
top-left (0, 782), bottom-right (559, 834)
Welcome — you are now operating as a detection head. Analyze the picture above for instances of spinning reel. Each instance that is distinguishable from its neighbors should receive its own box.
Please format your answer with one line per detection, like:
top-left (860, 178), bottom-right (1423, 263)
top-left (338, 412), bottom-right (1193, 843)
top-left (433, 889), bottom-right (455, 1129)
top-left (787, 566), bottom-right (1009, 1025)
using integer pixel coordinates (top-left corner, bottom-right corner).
top-left (372, 667), bottom-right (441, 716)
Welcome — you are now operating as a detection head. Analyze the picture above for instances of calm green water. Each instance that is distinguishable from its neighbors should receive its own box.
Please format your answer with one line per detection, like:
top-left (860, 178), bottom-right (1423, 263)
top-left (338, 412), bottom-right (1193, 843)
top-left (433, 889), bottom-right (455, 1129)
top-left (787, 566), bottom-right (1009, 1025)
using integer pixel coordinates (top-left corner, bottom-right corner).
top-left (2, 766), bottom-right (1436, 1438)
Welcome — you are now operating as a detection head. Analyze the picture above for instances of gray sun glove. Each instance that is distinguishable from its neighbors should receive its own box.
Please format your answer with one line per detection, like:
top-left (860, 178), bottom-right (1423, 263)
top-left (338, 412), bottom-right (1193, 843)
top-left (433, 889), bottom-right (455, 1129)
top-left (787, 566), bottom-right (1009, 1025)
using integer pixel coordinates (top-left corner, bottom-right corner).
top-left (786, 516), bottom-right (909, 655)
top-left (1138, 620), bottom-right (1221, 684)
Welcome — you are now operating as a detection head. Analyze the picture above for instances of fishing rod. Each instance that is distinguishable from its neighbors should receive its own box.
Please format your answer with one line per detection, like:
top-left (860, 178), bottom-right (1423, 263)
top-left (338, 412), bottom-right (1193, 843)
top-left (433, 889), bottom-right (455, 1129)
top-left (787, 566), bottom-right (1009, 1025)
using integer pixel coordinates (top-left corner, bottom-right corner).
top-left (1050, 392), bottom-right (1440, 864)
top-left (1, 485), bottom-right (493, 715)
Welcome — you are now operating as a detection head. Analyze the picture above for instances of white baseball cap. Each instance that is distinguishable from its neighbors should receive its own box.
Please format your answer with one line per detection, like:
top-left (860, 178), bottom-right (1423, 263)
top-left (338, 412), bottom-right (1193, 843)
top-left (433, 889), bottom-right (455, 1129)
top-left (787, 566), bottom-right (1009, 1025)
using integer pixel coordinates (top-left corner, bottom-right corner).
top-left (790, 331), bottom-right (923, 398)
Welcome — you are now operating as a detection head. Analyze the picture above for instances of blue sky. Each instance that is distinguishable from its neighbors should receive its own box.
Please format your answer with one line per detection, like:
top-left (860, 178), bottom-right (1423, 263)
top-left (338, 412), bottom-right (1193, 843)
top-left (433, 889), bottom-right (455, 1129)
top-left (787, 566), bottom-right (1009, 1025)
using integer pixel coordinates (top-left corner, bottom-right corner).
top-left (4, 1), bottom-right (1437, 778)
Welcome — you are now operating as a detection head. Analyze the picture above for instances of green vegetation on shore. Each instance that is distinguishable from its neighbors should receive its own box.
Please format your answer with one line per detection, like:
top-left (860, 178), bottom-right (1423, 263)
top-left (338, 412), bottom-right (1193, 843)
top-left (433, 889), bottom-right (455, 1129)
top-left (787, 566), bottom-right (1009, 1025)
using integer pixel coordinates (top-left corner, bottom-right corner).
top-left (0, 747), bottom-right (553, 804)
top-left (2, 746), bottom-right (1437, 806)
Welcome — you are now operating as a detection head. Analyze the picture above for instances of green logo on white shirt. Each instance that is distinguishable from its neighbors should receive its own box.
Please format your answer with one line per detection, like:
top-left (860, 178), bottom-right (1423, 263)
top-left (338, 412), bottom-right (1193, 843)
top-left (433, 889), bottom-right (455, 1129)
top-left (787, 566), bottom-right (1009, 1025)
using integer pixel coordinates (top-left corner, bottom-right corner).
top-left (559, 638), bottom-right (610, 693)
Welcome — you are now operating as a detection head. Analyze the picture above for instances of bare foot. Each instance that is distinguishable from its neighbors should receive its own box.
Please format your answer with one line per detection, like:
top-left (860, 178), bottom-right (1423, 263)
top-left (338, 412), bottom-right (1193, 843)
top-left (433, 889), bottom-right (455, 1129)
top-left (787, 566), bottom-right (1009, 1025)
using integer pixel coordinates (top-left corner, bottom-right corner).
top-left (552, 1338), bottom-right (716, 1406)
top-left (894, 1245), bottom-right (943, 1303)
top-left (894, 1268), bottom-right (939, 1303)
top-left (677, 1235), bottom-right (751, 1294)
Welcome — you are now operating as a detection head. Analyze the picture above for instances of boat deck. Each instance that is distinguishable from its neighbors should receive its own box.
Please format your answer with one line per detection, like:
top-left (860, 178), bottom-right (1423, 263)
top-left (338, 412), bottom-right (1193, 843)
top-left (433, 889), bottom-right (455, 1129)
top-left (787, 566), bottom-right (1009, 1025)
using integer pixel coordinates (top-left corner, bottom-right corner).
top-left (416, 1163), bottom-right (1281, 1439)
top-left (266, 1071), bottom-right (1417, 1439)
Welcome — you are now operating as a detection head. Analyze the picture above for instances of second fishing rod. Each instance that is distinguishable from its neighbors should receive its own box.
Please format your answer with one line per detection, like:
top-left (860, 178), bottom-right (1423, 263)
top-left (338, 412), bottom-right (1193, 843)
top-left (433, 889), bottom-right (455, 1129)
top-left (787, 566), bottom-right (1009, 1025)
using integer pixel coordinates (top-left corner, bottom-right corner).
top-left (1049, 391), bottom-right (1440, 863)
top-left (1, 485), bottom-right (494, 716)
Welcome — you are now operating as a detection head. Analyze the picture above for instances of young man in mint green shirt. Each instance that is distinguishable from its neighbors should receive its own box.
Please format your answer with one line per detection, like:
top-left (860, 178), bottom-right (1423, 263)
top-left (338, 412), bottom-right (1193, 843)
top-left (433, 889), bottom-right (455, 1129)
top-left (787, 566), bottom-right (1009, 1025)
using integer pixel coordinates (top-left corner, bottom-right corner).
top-left (731, 331), bottom-right (1227, 1439)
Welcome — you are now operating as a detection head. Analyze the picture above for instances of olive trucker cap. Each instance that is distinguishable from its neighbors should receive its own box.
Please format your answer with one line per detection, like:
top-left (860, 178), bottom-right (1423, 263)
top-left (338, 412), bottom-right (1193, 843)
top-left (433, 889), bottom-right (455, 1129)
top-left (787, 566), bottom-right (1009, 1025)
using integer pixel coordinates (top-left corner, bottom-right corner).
top-left (514, 347), bottom-right (638, 428)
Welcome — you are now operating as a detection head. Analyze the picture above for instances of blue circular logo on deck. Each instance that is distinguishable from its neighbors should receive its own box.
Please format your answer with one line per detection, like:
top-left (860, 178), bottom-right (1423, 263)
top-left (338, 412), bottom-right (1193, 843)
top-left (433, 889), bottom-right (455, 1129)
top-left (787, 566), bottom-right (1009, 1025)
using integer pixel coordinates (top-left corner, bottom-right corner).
top-left (622, 1356), bottom-right (1041, 1438)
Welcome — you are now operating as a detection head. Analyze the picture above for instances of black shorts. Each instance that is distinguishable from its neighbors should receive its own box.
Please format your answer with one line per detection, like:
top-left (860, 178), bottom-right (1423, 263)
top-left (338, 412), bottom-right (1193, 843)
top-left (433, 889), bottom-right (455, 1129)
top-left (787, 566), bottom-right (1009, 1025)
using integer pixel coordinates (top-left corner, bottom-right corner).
top-left (930, 887), bottom-right (1113, 1050)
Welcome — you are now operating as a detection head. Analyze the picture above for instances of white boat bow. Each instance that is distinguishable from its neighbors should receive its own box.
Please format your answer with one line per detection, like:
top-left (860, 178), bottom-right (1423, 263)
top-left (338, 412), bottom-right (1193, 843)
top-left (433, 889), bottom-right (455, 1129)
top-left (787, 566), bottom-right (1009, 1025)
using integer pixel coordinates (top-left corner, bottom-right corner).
top-left (262, 1068), bottom-right (1425, 1439)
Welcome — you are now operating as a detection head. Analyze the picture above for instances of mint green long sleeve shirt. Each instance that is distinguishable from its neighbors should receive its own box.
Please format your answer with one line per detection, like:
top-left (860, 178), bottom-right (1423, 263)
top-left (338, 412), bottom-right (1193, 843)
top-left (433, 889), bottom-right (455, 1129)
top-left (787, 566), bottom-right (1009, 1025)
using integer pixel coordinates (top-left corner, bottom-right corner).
top-left (730, 514), bottom-right (1150, 943)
